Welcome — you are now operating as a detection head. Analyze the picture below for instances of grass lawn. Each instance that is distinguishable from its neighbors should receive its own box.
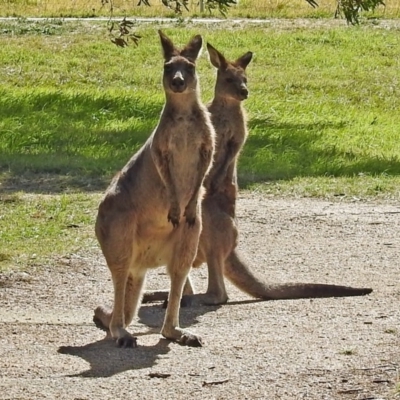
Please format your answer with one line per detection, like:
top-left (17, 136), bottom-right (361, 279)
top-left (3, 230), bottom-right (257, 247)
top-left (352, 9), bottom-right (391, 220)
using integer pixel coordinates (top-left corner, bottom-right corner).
top-left (0, 20), bottom-right (400, 271)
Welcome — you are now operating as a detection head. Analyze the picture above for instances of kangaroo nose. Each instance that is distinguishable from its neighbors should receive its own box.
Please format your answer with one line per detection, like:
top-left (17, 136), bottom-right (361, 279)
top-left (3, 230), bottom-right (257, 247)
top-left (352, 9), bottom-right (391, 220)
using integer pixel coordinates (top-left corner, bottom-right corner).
top-left (171, 72), bottom-right (186, 92)
top-left (240, 87), bottom-right (248, 98)
top-left (172, 77), bottom-right (185, 87)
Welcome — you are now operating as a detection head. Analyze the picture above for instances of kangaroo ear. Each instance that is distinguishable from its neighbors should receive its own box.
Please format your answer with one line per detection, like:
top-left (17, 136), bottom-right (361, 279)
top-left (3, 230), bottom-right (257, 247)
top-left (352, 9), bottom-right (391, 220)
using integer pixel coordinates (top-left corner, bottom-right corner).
top-left (159, 30), bottom-right (177, 61)
top-left (207, 42), bottom-right (227, 70)
top-left (235, 51), bottom-right (253, 70)
top-left (181, 34), bottom-right (203, 63)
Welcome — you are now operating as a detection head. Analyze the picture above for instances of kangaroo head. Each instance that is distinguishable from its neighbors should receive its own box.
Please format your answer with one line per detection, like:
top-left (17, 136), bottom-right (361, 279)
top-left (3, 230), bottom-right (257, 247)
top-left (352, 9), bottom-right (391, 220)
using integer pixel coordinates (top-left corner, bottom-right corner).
top-left (159, 30), bottom-right (202, 95)
top-left (207, 42), bottom-right (253, 101)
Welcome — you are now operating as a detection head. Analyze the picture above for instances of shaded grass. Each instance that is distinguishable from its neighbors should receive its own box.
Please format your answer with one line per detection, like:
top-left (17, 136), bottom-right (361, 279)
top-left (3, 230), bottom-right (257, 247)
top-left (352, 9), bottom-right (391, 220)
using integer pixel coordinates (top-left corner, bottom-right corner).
top-left (0, 88), bottom-right (160, 183)
top-left (1, 22), bottom-right (399, 189)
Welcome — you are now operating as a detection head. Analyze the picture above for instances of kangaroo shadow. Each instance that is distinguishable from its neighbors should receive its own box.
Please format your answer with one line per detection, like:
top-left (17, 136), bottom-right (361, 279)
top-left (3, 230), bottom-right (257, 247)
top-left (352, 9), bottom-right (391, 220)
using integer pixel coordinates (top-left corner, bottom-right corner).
top-left (138, 299), bottom-right (222, 330)
top-left (58, 334), bottom-right (170, 378)
top-left (57, 301), bottom-right (223, 378)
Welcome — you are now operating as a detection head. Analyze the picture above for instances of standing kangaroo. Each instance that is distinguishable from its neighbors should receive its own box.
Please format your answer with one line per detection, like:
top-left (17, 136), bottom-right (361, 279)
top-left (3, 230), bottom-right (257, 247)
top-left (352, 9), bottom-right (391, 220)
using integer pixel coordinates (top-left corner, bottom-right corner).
top-left (143, 43), bottom-right (372, 306)
top-left (93, 30), bottom-right (215, 348)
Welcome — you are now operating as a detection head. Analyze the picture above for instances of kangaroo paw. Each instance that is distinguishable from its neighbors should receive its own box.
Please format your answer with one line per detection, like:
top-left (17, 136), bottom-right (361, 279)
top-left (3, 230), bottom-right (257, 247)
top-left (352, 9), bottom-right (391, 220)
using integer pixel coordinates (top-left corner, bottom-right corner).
top-left (184, 201), bottom-right (197, 227)
top-left (168, 204), bottom-right (181, 228)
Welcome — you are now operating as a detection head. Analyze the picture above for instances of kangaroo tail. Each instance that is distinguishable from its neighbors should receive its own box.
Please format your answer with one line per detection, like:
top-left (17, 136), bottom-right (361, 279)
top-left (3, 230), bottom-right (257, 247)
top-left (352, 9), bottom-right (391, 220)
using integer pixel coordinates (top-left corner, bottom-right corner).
top-left (224, 251), bottom-right (373, 299)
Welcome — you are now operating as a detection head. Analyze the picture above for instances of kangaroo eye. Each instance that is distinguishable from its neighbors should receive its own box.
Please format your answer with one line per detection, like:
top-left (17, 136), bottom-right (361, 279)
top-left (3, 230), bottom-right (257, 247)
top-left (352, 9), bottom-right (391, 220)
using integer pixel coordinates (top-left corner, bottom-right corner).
top-left (164, 64), bottom-right (172, 72)
top-left (243, 78), bottom-right (248, 84)
top-left (226, 78), bottom-right (234, 83)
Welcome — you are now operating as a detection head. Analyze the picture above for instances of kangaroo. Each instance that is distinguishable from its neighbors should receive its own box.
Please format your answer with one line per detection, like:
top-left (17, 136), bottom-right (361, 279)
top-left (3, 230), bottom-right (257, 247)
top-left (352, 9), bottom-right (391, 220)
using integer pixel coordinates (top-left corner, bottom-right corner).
top-left (143, 43), bottom-right (372, 306)
top-left (93, 30), bottom-right (215, 348)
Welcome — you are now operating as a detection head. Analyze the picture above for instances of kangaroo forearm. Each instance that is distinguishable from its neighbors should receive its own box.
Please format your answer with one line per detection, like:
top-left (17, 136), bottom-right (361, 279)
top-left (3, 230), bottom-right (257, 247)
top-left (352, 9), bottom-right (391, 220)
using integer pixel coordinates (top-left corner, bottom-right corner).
top-left (165, 166), bottom-right (180, 206)
top-left (188, 147), bottom-right (214, 204)
top-left (211, 142), bottom-right (241, 188)
top-left (152, 149), bottom-right (179, 205)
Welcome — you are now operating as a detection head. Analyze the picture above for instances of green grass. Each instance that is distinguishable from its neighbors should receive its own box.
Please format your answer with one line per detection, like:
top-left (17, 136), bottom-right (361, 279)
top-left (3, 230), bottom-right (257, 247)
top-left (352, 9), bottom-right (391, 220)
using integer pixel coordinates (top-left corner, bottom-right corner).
top-left (1, 21), bottom-right (400, 271)
top-left (1, 21), bottom-right (399, 187)
top-left (0, 192), bottom-right (100, 271)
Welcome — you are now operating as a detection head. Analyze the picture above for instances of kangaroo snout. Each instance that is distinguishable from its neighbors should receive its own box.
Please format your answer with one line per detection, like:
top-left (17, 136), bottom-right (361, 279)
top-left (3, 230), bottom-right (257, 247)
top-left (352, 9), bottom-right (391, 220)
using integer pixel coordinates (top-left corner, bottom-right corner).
top-left (171, 72), bottom-right (186, 93)
top-left (239, 85), bottom-right (248, 100)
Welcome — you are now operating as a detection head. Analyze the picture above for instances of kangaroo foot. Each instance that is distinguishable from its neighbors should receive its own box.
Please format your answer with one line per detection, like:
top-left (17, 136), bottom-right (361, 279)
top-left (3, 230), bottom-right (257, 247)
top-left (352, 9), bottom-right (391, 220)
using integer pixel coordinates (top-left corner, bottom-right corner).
top-left (142, 290), bottom-right (169, 303)
top-left (116, 334), bottom-right (138, 348)
top-left (93, 306), bottom-right (112, 331)
top-left (93, 315), bottom-right (108, 332)
top-left (162, 296), bottom-right (192, 309)
top-left (181, 293), bottom-right (228, 307)
top-left (178, 332), bottom-right (203, 347)
top-left (93, 306), bottom-right (137, 347)
top-left (161, 293), bottom-right (227, 308)
top-left (142, 291), bottom-right (226, 307)
top-left (142, 290), bottom-right (191, 308)
top-left (162, 327), bottom-right (203, 347)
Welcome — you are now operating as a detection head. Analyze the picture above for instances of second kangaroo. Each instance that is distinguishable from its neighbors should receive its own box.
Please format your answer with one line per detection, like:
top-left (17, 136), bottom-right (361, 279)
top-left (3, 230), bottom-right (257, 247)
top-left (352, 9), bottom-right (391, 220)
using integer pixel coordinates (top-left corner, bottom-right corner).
top-left (93, 31), bottom-right (215, 347)
top-left (144, 42), bottom-right (372, 306)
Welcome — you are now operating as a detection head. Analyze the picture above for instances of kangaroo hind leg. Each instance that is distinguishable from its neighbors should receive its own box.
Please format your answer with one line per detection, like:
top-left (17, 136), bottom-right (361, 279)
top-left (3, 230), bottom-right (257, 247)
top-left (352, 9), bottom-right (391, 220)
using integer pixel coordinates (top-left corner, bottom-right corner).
top-left (161, 224), bottom-right (203, 347)
top-left (182, 251), bottom-right (228, 306)
top-left (94, 263), bottom-right (144, 348)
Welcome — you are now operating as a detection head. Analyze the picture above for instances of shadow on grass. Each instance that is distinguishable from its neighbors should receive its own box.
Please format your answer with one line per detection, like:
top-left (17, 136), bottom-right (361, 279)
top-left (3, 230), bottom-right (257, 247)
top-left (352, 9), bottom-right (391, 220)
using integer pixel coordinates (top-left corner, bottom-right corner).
top-left (239, 116), bottom-right (400, 188)
top-left (0, 89), bottom-right (162, 194)
top-left (2, 91), bottom-right (400, 194)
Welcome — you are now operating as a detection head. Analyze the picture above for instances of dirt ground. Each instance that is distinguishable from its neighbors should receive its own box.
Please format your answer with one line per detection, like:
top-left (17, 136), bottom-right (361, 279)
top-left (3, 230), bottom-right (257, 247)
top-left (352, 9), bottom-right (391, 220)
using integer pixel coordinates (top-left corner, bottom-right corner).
top-left (1, 193), bottom-right (399, 400)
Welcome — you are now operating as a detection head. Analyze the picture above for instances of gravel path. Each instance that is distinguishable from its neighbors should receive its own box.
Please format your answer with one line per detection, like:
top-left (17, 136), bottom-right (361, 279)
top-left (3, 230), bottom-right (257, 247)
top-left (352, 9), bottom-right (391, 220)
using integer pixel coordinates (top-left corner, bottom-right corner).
top-left (1, 194), bottom-right (399, 399)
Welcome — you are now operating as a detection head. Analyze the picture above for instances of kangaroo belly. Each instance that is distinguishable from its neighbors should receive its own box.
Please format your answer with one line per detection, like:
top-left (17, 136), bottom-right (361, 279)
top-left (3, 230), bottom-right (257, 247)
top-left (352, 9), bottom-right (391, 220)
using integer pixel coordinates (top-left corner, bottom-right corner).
top-left (134, 239), bottom-right (172, 269)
